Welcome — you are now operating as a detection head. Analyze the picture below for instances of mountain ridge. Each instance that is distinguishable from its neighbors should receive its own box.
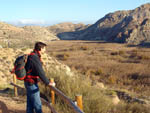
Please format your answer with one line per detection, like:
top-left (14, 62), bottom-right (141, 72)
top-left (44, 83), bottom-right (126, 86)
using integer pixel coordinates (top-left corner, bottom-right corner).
top-left (0, 3), bottom-right (150, 45)
top-left (76, 3), bottom-right (150, 45)
top-left (0, 22), bottom-right (59, 48)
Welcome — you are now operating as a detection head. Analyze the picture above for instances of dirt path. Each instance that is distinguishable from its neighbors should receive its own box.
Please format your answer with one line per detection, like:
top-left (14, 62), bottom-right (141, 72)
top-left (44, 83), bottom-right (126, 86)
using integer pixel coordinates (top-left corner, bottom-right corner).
top-left (0, 95), bottom-right (26, 113)
top-left (0, 94), bottom-right (51, 113)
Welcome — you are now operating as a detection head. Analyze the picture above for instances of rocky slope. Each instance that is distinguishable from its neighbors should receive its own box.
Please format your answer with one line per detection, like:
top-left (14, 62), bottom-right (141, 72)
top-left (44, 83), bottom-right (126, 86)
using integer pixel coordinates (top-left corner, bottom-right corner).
top-left (1, 3), bottom-right (150, 45)
top-left (0, 48), bottom-right (73, 85)
top-left (46, 22), bottom-right (90, 40)
top-left (23, 26), bottom-right (58, 41)
top-left (78, 3), bottom-right (150, 45)
top-left (0, 22), bottom-right (59, 48)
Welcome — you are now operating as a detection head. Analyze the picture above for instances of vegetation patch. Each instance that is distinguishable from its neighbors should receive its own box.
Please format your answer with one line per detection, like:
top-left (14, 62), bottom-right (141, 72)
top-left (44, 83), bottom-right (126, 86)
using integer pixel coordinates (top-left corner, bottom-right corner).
top-left (56, 53), bottom-right (70, 60)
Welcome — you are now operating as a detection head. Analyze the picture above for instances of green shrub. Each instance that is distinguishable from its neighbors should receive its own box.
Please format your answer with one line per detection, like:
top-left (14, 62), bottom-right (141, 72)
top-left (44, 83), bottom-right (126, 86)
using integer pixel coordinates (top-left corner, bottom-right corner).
top-left (111, 51), bottom-right (125, 56)
top-left (56, 53), bottom-right (70, 61)
top-left (86, 68), bottom-right (103, 76)
top-left (108, 75), bottom-right (117, 84)
top-left (40, 69), bottom-right (113, 113)
top-left (21, 47), bottom-right (28, 51)
top-left (2, 56), bottom-right (7, 60)
top-left (111, 51), bottom-right (118, 55)
top-left (95, 68), bottom-right (103, 75)
top-left (39, 68), bottom-right (150, 113)
top-left (70, 46), bottom-right (77, 51)
top-left (118, 50), bottom-right (125, 55)
top-left (115, 103), bottom-right (150, 113)
top-left (138, 55), bottom-right (150, 60)
top-left (80, 46), bottom-right (89, 50)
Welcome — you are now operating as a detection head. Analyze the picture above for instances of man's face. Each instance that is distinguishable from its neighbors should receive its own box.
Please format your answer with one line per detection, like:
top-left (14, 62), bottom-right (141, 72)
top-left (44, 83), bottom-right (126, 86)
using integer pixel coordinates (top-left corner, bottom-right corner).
top-left (40, 47), bottom-right (46, 54)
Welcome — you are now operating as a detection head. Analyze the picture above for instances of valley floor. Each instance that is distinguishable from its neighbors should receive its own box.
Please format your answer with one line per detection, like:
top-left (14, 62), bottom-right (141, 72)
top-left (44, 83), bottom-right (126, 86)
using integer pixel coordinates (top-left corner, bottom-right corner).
top-left (47, 40), bottom-right (150, 97)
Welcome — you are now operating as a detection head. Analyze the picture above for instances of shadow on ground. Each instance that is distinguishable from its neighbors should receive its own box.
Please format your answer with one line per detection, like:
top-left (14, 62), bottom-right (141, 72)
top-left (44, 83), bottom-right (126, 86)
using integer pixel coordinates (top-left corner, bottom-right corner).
top-left (127, 42), bottom-right (150, 48)
top-left (0, 100), bottom-right (25, 113)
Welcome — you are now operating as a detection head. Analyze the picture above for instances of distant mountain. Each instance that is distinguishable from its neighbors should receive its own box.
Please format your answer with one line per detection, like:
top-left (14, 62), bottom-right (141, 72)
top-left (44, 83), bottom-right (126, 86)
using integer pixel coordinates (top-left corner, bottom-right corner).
top-left (0, 22), bottom-right (59, 48)
top-left (77, 3), bottom-right (150, 45)
top-left (46, 22), bottom-right (90, 40)
top-left (1, 3), bottom-right (150, 46)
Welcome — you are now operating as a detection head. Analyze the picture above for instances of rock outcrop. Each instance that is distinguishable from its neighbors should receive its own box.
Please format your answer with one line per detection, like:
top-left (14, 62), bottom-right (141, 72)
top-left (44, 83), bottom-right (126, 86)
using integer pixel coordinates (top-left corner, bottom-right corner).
top-left (115, 90), bottom-right (150, 105)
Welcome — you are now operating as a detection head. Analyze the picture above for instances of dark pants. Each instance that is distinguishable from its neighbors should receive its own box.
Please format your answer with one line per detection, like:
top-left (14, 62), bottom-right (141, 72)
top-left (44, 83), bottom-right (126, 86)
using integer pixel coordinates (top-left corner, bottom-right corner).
top-left (24, 82), bottom-right (42, 113)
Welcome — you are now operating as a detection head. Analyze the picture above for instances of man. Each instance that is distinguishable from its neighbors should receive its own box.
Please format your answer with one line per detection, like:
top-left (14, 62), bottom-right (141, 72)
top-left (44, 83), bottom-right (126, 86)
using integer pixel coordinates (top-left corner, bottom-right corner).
top-left (24, 42), bottom-right (52, 113)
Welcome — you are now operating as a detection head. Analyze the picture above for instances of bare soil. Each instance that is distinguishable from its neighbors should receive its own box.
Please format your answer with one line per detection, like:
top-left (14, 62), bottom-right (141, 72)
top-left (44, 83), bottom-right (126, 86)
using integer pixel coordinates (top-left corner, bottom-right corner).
top-left (0, 94), bottom-right (25, 113)
top-left (0, 94), bottom-right (51, 113)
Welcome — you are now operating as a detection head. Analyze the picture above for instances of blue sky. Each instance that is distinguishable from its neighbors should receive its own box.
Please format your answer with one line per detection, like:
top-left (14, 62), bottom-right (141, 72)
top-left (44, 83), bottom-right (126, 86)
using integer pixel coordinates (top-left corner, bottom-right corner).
top-left (0, 0), bottom-right (150, 26)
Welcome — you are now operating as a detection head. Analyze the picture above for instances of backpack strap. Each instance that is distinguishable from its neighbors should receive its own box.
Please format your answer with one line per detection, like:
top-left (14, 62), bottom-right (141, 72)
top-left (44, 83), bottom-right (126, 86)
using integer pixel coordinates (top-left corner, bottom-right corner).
top-left (11, 66), bottom-right (16, 74)
top-left (24, 52), bottom-right (40, 83)
top-left (29, 52), bottom-right (35, 56)
top-left (16, 74), bottom-right (27, 80)
top-left (24, 54), bottom-right (28, 63)
top-left (26, 75), bottom-right (39, 79)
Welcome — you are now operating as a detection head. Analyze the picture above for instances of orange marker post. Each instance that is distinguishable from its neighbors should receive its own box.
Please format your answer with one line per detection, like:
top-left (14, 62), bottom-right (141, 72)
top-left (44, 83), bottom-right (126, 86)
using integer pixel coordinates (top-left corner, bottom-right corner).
top-left (50, 78), bottom-right (55, 105)
top-left (75, 95), bottom-right (83, 111)
top-left (13, 75), bottom-right (18, 96)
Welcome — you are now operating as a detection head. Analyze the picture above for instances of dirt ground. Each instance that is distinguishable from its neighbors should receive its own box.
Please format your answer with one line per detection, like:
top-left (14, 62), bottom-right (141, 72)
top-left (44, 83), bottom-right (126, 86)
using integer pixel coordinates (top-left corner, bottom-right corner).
top-left (0, 94), bottom-right (25, 113)
top-left (0, 94), bottom-right (51, 113)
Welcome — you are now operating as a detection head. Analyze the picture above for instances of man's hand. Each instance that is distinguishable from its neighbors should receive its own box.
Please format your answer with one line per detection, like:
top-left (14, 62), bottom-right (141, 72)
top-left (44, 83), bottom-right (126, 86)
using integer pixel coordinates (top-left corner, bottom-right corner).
top-left (49, 82), bottom-right (56, 87)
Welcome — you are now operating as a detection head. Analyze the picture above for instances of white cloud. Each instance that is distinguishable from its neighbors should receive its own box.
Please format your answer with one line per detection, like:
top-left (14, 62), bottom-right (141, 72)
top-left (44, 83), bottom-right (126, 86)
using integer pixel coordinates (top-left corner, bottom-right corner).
top-left (18, 19), bottom-right (45, 25)
top-left (7, 19), bottom-right (51, 27)
top-left (6, 19), bottom-right (91, 27)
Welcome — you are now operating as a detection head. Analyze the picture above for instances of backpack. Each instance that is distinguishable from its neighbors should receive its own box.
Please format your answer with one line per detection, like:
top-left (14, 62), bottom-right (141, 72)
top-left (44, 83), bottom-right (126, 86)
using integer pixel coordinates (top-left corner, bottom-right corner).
top-left (12, 54), bottom-right (28, 80)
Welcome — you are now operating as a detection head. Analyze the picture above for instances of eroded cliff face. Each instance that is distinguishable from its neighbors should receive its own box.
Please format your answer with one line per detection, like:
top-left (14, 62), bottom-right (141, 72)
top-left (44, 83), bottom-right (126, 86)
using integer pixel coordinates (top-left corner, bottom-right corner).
top-left (78, 3), bottom-right (150, 45)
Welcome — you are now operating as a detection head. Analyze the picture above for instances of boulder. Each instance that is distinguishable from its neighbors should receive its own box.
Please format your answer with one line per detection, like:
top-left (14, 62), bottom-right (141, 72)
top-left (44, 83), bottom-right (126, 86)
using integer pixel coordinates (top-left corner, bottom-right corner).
top-left (0, 45), bottom-right (2, 48)
top-left (111, 95), bottom-right (120, 105)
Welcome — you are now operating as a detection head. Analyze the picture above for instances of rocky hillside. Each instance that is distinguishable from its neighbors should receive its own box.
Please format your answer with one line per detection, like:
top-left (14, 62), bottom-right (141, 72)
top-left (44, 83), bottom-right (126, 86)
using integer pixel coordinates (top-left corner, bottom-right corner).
top-left (1, 3), bottom-right (150, 45)
top-left (0, 22), bottom-right (59, 48)
top-left (46, 22), bottom-right (90, 40)
top-left (0, 48), bottom-right (73, 85)
top-left (78, 3), bottom-right (150, 45)
top-left (23, 26), bottom-right (58, 41)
